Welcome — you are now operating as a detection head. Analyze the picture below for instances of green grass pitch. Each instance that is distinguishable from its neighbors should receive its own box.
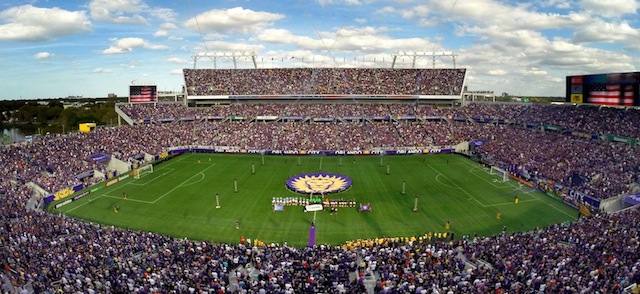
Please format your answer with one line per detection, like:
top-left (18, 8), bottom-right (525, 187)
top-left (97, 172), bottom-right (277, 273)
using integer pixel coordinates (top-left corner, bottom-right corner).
top-left (50, 153), bottom-right (578, 247)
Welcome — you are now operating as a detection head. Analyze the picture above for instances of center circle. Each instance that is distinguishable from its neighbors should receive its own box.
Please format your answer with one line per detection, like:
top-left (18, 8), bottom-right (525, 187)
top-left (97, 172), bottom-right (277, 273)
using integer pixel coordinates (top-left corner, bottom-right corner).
top-left (286, 172), bottom-right (352, 195)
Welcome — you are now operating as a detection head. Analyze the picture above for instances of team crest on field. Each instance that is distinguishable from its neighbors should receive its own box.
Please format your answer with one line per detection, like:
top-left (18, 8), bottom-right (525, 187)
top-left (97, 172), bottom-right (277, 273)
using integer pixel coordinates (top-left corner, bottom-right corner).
top-left (286, 172), bottom-right (352, 194)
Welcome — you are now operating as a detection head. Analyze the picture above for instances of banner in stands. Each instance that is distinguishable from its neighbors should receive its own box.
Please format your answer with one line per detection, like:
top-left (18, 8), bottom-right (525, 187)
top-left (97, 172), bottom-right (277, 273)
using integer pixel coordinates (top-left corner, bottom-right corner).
top-left (471, 117), bottom-right (498, 123)
top-left (469, 140), bottom-right (486, 147)
top-left (43, 195), bottom-right (54, 205)
top-left (167, 146), bottom-right (455, 156)
top-left (45, 184), bottom-right (84, 205)
top-left (205, 115), bottom-right (226, 120)
top-left (256, 116), bottom-right (279, 120)
top-left (568, 131), bottom-right (600, 140)
top-left (52, 190), bottom-right (91, 209)
top-left (280, 116), bottom-right (305, 121)
top-left (537, 178), bottom-right (601, 208)
top-left (75, 170), bottom-right (94, 179)
top-left (606, 134), bottom-right (637, 144)
top-left (623, 194), bottom-right (640, 206)
top-left (369, 116), bottom-right (391, 120)
top-left (89, 153), bottom-right (110, 163)
top-left (54, 188), bottom-right (74, 201)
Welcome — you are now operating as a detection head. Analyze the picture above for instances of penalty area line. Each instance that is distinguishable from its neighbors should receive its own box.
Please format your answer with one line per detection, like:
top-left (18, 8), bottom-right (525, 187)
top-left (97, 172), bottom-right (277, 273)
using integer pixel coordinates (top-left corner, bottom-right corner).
top-left (428, 165), bottom-right (488, 207)
top-left (484, 199), bottom-right (537, 207)
top-left (151, 163), bottom-right (216, 204)
top-left (102, 194), bottom-right (154, 204)
top-left (65, 194), bottom-right (104, 213)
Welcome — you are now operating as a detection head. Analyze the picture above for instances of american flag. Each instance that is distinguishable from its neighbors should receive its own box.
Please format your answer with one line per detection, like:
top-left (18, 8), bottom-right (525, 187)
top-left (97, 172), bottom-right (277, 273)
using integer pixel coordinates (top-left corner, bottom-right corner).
top-left (130, 86), bottom-right (156, 103)
top-left (588, 84), bottom-right (633, 106)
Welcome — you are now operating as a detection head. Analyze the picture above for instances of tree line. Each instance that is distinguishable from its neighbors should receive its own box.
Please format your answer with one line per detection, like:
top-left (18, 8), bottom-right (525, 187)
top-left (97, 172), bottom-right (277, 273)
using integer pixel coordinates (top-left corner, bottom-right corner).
top-left (0, 97), bottom-right (126, 135)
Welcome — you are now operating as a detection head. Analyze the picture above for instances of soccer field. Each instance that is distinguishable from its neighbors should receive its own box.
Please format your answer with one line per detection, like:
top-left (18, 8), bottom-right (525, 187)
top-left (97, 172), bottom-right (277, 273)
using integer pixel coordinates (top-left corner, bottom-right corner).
top-left (50, 153), bottom-right (578, 247)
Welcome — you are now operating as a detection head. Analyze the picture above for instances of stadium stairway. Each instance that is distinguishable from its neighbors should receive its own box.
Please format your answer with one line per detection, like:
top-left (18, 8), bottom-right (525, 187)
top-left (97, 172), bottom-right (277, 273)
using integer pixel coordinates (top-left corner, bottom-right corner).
top-left (227, 266), bottom-right (242, 293)
top-left (114, 105), bottom-right (135, 126)
top-left (354, 252), bottom-right (380, 294)
top-left (456, 246), bottom-right (486, 271)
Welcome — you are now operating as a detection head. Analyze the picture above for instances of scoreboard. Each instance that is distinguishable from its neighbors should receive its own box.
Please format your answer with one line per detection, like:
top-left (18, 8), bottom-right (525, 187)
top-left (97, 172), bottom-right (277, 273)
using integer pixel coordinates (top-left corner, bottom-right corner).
top-left (129, 85), bottom-right (158, 103)
top-left (566, 72), bottom-right (640, 106)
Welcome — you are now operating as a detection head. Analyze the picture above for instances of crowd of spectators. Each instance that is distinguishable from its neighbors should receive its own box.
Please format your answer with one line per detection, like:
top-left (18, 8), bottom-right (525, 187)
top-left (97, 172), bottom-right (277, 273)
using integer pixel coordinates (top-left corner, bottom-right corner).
top-left (2, 102), bottom-right (639, 202)
top-left (2, 101), bottom-right (640, 292)
top-left (454, 103), bottom-right (640, 138)
top-left (117, 102), bottom-right (640, 199)
top-left (120, 102), bottom-right (640, 140)
top-left (183, 68), bottom-right (466, 96)
top-left (470, 125), bottom-right (640, 199)
top-left (2, 173), bottom-right (639, 293)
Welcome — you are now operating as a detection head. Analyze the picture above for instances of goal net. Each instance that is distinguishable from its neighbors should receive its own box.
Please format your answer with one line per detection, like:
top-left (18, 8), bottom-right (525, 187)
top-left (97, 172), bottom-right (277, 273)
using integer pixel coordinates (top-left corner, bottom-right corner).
top-left (489, 166), bottom-right (509, 182)
top-left (132, 164), bottom-right (153, 179)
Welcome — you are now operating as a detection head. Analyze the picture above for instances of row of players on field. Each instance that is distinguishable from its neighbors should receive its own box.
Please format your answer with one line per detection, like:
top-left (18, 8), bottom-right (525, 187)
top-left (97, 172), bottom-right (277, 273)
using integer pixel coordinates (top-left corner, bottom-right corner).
top-left (272, 196), bottom-right (357, 207)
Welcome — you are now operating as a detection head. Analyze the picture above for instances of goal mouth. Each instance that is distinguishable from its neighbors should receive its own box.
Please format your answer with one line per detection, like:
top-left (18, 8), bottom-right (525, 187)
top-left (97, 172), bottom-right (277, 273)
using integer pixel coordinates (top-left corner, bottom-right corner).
top-left (489, 166), bottom-right (509, 182)
top-left (132, 164), bottom-right (154, 179)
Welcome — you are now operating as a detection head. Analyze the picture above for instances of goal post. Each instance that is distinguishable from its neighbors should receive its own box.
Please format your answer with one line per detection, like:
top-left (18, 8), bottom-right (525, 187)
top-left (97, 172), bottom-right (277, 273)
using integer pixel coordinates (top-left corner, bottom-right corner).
top-left (489, 166), bottom-right (509, 182)
top-left (132, 164), bottom-right (154, 179)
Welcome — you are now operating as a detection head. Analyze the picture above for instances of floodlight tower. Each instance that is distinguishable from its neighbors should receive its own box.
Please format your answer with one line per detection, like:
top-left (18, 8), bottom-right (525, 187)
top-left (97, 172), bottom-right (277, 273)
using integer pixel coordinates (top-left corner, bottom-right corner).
top-left (391, 51), bottom-right (458, 69)
top-left (192, 51), bottom-right (258, 69)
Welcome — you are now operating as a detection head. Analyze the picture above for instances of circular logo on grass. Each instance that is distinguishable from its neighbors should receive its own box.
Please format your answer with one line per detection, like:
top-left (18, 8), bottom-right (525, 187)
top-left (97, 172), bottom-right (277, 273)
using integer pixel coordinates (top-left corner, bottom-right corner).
top-left (286, 172), bottom-right (352, 194)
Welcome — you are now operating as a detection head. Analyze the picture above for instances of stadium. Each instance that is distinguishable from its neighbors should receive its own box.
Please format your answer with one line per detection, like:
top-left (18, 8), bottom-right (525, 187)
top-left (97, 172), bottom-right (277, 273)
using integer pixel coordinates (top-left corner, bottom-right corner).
top-left (3, 56), bottom-right (640, 293)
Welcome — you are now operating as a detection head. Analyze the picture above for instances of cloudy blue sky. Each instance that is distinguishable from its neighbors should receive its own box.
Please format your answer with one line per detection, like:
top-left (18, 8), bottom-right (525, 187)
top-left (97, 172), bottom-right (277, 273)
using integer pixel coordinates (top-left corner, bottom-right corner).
top-left (0, 0), bottom-right (638, 99)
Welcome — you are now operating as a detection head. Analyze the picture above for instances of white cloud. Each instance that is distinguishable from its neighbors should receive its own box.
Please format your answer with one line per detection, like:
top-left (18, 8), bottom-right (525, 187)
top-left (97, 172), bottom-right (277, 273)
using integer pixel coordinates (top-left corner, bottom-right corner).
top-left (384, 0), bottom-right (589, 31)
top-left (88, 0), bottom-right (147, 24)
top-left (120, 62), bottom-right (136, 68)
top-left (149, 7), bottom-right (176, 22)
top-left (184, 7), bottom-right (285, 34)
top-left (159, 22), bottom-right (177, 30)
top-left (154, 22), bottom-right (177, 37)
top-left (166, 56), bottom-right (189, 64)
top-left (170, 69), bottom-right (184, 75)
top-left (167, 35), bottom-right (183, 41)
top-left (256, 27), bottom-right (434, 52)
top-left (538, 0), bottom-right (573, 9)
top-left (0, 5), bottom-right (91, 41)
top-left (154, 30), bottom-right (168, 37)
top-left (522, 68), bottom-right (548, 76)
top-left (573, 20), bottom-right (640, 43)
top-left (102, 37), bottom-right (167, 54)
top-left (365, 0), bottom-right (640, 95)
top-left (488, 69), bottom-right (507, 76)
top-left (317, 0), bottom-right (362, 5)
top-left (256, 29), bottom-right (323, 48)
top-left (580, 0), bottom-right (639, 18)
top-left (390, 5), bottom-right (433, 20)
top-left (93, 68), bottom-right (112, 73)
top-left (34, 52), bottom-right (53, 59)
top-left (198, 41), bottom-right (265, 52)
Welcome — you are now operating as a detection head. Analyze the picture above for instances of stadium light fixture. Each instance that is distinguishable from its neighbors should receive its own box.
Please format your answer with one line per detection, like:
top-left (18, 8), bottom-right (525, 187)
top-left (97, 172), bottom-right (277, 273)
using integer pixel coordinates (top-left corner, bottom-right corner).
top-left (192, 51), bottom-right (258, 69)
top-left (391, 51), bottom-right (458, 69)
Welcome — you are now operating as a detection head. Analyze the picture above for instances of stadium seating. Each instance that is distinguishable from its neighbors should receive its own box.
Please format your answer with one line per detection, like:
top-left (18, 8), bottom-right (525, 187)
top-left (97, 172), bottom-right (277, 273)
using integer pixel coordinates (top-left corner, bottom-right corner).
top-left (183, 68), bottom-right (466, 96)
top-left (2, 78), bottom-right (640, 292)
